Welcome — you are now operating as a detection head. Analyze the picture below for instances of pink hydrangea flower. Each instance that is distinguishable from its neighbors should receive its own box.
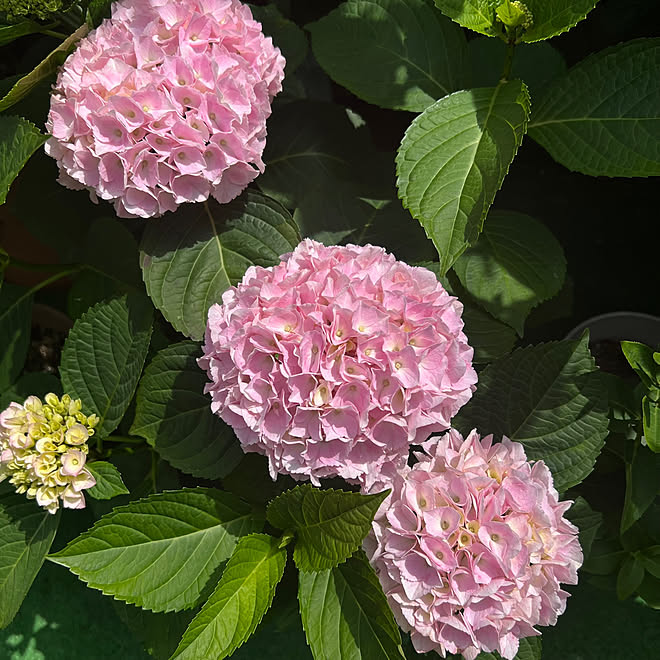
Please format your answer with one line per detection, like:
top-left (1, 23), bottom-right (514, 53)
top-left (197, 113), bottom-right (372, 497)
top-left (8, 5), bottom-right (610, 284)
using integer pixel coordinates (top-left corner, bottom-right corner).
top-left (199, 239), bottom-right (477, 487)
top-left (45, 0), bottom-right (285, 218)
top-left (364, 429), bottom-right (583, 660)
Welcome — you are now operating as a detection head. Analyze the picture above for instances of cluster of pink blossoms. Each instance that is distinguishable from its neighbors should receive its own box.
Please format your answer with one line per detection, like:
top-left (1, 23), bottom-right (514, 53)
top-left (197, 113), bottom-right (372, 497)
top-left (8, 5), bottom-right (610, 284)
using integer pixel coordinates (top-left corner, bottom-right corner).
top-left (200, 239), bottom-right (477, 488)
top-left (45, 0), bottom-right (285, 218)
top-left (364, 429), bottom-right (583, 660)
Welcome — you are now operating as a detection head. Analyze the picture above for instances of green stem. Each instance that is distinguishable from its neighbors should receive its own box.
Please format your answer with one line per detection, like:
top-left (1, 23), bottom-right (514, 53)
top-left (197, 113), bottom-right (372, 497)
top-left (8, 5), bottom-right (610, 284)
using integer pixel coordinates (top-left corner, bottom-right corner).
top-left (27, 266), bottom-right (81, 294)
top-left (150, 450), bottom-right (158, 493)
top-left (501, 40), bottom-right (516, 81)
top-left (40, 29), bottom-right (69, 39)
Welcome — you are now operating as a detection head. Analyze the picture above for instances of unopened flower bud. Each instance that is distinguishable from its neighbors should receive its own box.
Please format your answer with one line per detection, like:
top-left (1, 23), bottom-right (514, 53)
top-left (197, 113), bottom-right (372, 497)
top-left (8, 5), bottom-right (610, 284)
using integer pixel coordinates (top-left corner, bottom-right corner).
top-left (0, 394), bottom-right (98, 514)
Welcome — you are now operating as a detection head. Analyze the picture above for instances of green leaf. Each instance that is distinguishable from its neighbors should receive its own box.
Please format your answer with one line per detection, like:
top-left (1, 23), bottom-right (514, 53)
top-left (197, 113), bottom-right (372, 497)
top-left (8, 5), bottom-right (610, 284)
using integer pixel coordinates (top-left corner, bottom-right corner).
top-left (0, 24), bottom-right (89, 113)
top-left (432, 0), bottom-right (500, 37)
top-left (515, 637), bottom-right (542, 660)
top-left (521, 0), bottom-right (600, 42)
top-left (0, 493), bottom-right (60, 629)
top-left (0, 116), bottom-right (47, 205)
top-left (0, 20), bottom-right (43, 47)
top-left (422, 261), bottom-right (517, 363)
top-left (621, 443), bottom-right (660, 533)
top-left (0, 283), bottom-right (33, 391)
top-left (250, 4), bottom-right (307, 73)
top-left (114, 602), bottom-right (196, 660)
top-left (86, 461), bottom-right (130, 501)
top-left (171, 533), bottom-right (287, 660)
top-left (259, 101), bottom-right (371, 208)
top-left (396, 80), bottom-right (530, 275)
top-left (462, 303), bottom-right (517, 363)
top-left (468, 36), bottom-right (566, 98)
top-left (529, 39), bottom-right (660, 177)
top-left (266, 485), bottom-right (388, 572)
top-left (455, 334), bottom-right (609, 491)
top-left (454, 211), bottom-right (566, 335)
top-left (0, 372), bottom-right (62, 410)
top-left (298, 550), bottom-right (405, 660)
top-left (643, 396), bottom-right (660, 453)
top-left (140, 191), bottom-right (299, 341)
top-left (86, 0), bottom-right (112, 28)
top-left (82, 217), bottom-right (143, 289)
top-left (59, 293), bottom-right (153, 440)
top-left (293, 181), bottom-right (437, 264)
top-left (49, 488), bottom-right (263, 613)
top-left (433, 0), bottom-right (599, 42)
top-left (130, 341), bottom-right (242, 480)
top-left (639, 546), bottom-right (660, 580)
top-left (617, 553), bottom-right (644, 600)
top-left (621, 341), bottom-right (658, 388)
top-left (564, 496), bottom-right (602, 562)
top-left (309, 0), bottom-right (467, 112)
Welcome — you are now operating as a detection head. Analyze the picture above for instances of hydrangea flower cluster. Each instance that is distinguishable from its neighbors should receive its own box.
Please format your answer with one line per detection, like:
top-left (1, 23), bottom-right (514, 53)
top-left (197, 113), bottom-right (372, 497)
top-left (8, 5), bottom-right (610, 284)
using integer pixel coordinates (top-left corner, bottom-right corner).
top-left (45, 0), bottom-right (285, 218)
top-left (200, 239), bottom-right (477, 487)
top-left (364, 429), bottom-right (582, 660)
top-left (0, 394), bottom-right (99, 514)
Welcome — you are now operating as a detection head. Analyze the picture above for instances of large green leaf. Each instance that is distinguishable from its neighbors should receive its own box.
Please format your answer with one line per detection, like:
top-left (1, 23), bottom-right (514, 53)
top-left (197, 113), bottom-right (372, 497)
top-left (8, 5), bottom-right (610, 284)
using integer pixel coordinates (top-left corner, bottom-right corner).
top-left (140, 191), bottom-right (299, 341)
top-left (293, 180), bottom-right (437, 264)
top-left (433, 0), bottom-right (598, 42)
top-left (258, 101), bottom-right (371, 208)
top-left (59, 294), bottom-right (153, 440)
top-left (251, 4), bottom-right (307, 73)
top-left (462, 303), bottom-right (517, 363)
top-left (529, 39), bottom-right (660, 177)
top-left (49, 488), bottom-right (263, 613)
top-left (418, 262), bottom-right (517, 364)
top-left (0, 283), bottom-right (33, 392)
top-left (0, 20), bottom-right (44, 47)
top-left (564, 496), bottom-right (602, 562)
top-left (0, 116), bottom-right (47, 205)
top-left (0, 493), bottom-right (60, 629)
top-left (267, 485), bottom-right (388, 571)
top-left (454, 211), bottom-right (566, 335)
top-left (86, 461), bottom-right (130, 501)
top-left (0, 24), bottom-right (89, 113)
top-left (130, 341), bottom-right (242, 479)
top-left (172, 533), bottom-right (287, 660)
top-left (396, 80), bottom-right (530, 274)
top-left (298, 550), bottom-right (405, 660)
top-left (114, 602), bottom-right (196, 660)
top-left (621, 443), bottom-right (660, 533)
top-left (309, 0), bottom-right (467, 112)
top-left (455, 334), bottom-right (609, 491)
top-left (0, 372), bottom-right (62, 410)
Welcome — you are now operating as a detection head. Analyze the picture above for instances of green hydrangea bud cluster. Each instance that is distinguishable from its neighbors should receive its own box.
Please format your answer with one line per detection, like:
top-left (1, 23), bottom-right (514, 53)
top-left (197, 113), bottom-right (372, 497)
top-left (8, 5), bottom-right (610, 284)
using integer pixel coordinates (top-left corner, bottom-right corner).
top-left (0, 0), bottom-right (67, 22)
top-left (0, 393), bottom-right (99, 514)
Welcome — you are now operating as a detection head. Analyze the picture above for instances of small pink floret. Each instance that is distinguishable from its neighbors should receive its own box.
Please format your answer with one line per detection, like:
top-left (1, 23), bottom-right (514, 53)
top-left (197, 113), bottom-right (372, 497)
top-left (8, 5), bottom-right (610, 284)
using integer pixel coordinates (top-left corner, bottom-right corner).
top-left (199, 239), bottom-right (477, 487)
top-left (364, 428), bottom-right (583, 660)
top-left (45, 0), bottom-right (285, 218)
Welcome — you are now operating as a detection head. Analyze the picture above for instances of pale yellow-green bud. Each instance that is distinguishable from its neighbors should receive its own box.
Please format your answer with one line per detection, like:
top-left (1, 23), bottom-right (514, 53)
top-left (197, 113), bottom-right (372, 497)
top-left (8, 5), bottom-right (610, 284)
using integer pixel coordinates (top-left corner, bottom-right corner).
top-left (44, 393), bottom-right (60, 409)
top-left (65, 424), bottom-right (89, 446)
top-left (0, 393), bottom-right (98, 514)
top-left (496, 0), bottom-right (533, 33)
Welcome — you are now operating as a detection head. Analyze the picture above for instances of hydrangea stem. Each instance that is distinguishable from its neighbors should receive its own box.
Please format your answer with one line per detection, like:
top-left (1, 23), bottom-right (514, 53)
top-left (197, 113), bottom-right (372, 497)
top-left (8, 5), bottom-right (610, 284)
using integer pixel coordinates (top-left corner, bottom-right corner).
top-left (502, 40), bottom-right (516, 81)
